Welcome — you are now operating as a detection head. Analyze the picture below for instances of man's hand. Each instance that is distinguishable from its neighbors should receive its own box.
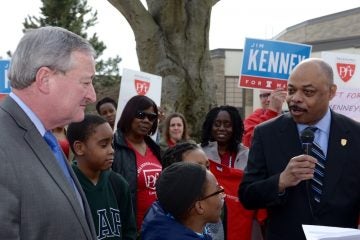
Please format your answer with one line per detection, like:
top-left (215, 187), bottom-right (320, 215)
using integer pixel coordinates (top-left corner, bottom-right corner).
top-left (268, 89), bottom-right (287, 113)
top-left (278, 155), bottom-right (317, 192)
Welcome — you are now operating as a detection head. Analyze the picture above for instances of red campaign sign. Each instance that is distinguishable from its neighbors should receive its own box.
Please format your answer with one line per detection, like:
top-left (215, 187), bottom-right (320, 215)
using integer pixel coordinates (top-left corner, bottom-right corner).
top-left (134, 79), bottom-right (150, 95)
top-left (336, 63), bottom-right (355, 82)
top-left (239, 75), bottom-right (287, 90)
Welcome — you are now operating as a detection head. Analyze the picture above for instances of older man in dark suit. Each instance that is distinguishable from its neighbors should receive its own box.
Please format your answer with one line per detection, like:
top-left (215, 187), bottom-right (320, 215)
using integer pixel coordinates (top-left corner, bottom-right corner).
top-left (0, 27), bottom-right (97, 239)
top-left (239, 58), bottom-right (360, 240)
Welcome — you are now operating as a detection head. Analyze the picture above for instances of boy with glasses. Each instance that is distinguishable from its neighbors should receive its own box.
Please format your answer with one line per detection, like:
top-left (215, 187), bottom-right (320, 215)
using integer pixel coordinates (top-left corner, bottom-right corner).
top-left (142, 162), bottom-right (225, 240)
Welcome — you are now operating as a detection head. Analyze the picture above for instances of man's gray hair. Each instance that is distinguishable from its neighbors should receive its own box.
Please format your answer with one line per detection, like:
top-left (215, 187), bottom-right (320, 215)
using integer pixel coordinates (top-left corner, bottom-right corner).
top-left (8, 26), bottom-right (96, 89)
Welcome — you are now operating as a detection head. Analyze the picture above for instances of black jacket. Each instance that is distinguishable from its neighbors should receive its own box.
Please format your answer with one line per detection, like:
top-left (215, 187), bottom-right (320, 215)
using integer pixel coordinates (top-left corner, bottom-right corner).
top-left (239, 111), bottom-right (360, 240)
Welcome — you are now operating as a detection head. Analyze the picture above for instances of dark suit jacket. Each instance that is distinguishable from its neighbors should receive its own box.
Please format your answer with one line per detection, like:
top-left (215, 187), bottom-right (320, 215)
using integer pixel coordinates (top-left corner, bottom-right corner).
top-left (239, 111), bottom-right (360, 240)
top-left (0, 96), bottom-right (97, 240)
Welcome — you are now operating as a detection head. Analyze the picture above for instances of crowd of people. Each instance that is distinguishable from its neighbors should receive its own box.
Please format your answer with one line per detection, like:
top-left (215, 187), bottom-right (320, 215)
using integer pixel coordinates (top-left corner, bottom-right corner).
top-left (2, 26), bottom-right (360, 240)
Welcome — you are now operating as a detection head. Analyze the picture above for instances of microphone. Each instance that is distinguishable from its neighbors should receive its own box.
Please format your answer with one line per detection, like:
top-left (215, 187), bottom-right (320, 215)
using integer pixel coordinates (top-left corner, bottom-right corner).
top-left (300, 128), bottom-right (316, 217)
top-left (300, 128), bottom-right (314, 155)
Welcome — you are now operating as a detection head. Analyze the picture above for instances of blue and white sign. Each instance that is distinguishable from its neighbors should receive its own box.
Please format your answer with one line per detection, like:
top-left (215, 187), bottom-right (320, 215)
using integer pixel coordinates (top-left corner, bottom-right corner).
top-left (0, 60), bottom-right (11, 94)
top-left (239, 38), bottom-right (312, 90)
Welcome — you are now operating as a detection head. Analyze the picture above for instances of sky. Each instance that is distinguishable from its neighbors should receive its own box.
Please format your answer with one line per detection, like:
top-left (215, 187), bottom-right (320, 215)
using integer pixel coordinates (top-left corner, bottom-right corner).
top-left (1, 0), bottom-right (359, 74)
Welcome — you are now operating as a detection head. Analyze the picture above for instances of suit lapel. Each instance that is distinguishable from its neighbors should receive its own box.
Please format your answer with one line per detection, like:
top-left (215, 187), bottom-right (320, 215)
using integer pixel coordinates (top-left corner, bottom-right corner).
top-left (278, 114), bottom-right (303, 163)
top-left (319, 113), bottom-right (349, 212)
top-left (2, 97), bottom-right (94, 239)
top-left (67, 159), bottom-right (97, 238)
top-left (24, 130), bottom-right (82, 202)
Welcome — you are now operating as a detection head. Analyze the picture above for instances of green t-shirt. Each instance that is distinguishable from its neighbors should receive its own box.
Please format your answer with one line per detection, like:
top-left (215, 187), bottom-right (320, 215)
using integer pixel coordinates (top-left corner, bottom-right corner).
top-left (73, 165), bottom-right (136, 240)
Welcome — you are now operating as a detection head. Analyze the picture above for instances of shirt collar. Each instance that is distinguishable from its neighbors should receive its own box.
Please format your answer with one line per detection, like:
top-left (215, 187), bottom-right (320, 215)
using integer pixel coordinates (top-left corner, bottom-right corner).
top-left (9, 92), bottom-right (46, 136)
top-left (297, 108), bottom-right (331, 135)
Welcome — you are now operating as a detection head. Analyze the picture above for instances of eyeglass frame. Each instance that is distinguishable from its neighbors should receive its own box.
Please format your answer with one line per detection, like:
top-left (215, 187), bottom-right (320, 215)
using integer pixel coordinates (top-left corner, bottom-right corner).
top-left (199, 186), bottom-right (225, 201)
top-left (135, 111), bottom-right (158, 122)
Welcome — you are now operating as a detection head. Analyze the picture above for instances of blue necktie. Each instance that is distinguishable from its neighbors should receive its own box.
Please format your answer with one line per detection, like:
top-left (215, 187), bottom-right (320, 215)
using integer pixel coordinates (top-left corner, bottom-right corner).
top-left (43, 131), bottom-right (84, 211)
top-left (43, 131), bottom-right (75, 188)
top-left (305, 127), bottom-right (326, 203)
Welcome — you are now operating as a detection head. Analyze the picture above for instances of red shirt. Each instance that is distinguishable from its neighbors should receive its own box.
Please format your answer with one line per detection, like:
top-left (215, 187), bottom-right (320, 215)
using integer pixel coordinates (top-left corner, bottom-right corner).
top-left (58, 139), bottom-right (70, 159)
top-left (130, 144), bottom-right (162, 229)
top-left (209, 160), bottom-right (266, 240)
top-left (219, 151), bottom-right (236, 168)
top-left (167, 139), bottom-right (176, 147)
top-left (242, 108), bottom-right (279, 147)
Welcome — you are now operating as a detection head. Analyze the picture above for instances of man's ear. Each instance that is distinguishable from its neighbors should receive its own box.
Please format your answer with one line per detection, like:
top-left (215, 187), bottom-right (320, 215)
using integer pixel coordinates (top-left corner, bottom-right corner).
top-left (194, 201), bottom-right (205, 215)
top-left (73, 141), bottom-right (85, 156)
top-left (329, 84), bottom-right (337, 100)
top-left (35, 66), bottom-right (53, 94)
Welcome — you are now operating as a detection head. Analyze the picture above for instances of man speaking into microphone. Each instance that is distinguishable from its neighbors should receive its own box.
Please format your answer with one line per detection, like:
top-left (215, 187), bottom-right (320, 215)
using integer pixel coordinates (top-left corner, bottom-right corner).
top-left (239, 58), bottom-right (360, 240)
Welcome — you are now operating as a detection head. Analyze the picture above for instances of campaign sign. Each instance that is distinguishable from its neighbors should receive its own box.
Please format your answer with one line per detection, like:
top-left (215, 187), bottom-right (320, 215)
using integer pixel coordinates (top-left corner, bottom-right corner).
top-left (0, 60), bottom-right (11, 101)
top-left (239, 38), bottom-right (312, 90)
top-left (114, 68), bottom-right (162, 139)
top-left (322, 52), bottom-right (360, 122)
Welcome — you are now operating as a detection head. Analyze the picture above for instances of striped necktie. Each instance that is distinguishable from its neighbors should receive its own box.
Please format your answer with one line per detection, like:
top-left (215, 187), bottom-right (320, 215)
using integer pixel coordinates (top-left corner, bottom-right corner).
top-left (305, 127), bottom-right (326, 203)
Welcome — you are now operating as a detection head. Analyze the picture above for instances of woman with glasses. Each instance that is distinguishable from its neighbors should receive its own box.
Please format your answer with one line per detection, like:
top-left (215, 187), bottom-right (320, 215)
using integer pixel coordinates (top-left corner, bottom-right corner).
top-left (112, 95), bottom-right (162, 232)
top-left (200, 105), bottom-right (264, 240)
top-left (141, 162), bottom-right (225, 240)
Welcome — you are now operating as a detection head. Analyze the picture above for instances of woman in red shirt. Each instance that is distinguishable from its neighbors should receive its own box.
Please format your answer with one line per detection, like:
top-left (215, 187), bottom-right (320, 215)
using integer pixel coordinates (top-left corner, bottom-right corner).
top-left (200, 106), bottom-right (265, 240)
top-left (112, 95), bottom-right (162, 232)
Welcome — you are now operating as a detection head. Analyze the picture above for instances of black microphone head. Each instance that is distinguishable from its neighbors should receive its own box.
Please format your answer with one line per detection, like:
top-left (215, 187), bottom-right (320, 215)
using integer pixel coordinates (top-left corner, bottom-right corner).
top-left (300, 128), bottom-right (315, 144)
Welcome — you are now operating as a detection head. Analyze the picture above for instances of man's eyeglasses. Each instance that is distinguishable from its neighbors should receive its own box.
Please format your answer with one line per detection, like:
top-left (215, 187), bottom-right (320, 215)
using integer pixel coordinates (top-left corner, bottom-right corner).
top-left (259, 93), bottom-right (271, 99)
top-left (199, 186), bottom-right (225, 201)
top-left (135, 111), bottom-right (158, 122)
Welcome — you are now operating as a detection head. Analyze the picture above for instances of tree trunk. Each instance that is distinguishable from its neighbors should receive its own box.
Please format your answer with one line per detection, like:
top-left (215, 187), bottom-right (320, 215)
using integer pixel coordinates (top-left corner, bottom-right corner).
top-left (108, 0), bottom-right (219, 139)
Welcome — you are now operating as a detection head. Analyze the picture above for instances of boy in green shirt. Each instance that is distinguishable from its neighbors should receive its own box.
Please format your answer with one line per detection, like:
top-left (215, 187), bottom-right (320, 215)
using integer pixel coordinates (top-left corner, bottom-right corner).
top-left (67, 114), bottom-right (136, 240)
